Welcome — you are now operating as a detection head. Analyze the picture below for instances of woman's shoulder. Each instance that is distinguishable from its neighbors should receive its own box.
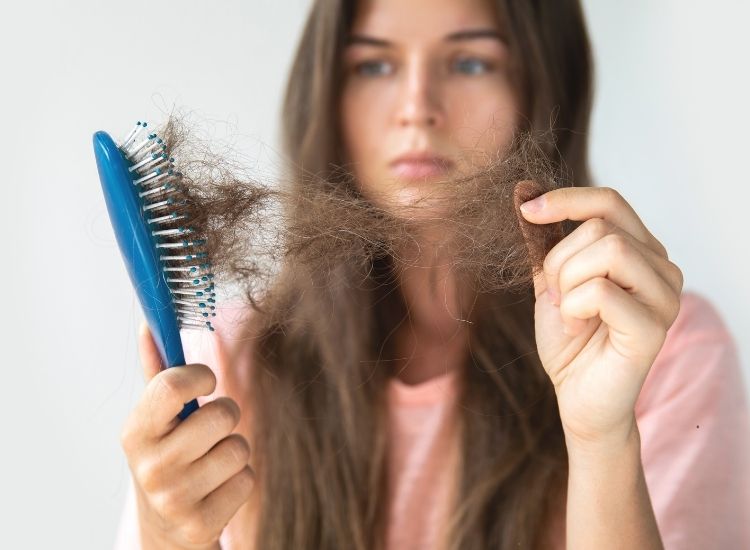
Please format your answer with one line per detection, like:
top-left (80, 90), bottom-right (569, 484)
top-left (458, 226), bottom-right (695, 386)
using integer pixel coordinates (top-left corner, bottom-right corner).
top-left (635, 288), bottom-right (743, 417)
top-left (633, 295), bottom-right (750, 547)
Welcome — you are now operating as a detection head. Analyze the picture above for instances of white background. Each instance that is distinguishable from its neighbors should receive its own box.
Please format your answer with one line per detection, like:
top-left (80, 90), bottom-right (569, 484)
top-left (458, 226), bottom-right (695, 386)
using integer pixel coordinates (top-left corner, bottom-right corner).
top-left (0, 1), bottom-right (747, 548)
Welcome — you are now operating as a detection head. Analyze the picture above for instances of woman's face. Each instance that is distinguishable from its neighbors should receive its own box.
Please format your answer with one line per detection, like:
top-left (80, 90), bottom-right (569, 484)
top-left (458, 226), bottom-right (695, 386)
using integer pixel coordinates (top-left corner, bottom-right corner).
top-left (340, 0), bottom-right (520, 214)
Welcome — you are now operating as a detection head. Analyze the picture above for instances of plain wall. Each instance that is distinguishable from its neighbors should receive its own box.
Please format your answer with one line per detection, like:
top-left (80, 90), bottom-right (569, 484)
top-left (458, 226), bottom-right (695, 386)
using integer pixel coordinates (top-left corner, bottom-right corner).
top-left (0, 1), bottom-right (746, 548)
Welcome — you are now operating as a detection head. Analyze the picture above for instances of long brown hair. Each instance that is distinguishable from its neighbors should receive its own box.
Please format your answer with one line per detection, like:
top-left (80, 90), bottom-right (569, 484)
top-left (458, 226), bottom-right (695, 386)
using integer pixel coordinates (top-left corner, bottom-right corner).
top-left (247, 1), bottom-right (594, 548)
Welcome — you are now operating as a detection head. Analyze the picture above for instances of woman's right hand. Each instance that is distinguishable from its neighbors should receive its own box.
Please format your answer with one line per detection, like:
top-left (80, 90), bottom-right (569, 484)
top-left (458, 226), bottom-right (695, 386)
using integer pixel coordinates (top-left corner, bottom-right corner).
top-left (120, 321), bottom-right (255, 550)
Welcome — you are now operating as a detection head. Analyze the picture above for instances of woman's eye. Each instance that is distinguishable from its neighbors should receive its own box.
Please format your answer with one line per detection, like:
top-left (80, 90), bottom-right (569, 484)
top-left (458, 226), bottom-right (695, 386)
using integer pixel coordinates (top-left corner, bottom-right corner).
top-left (353, 60), bottom-right (393, 77)
top-left (453, 57), bottom-right (493, 75)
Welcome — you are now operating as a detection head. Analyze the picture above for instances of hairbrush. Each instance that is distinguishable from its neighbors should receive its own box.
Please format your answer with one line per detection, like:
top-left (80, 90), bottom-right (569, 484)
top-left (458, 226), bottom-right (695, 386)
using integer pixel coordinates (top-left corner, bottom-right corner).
top-left (93, 121), bottom-right (216, 420)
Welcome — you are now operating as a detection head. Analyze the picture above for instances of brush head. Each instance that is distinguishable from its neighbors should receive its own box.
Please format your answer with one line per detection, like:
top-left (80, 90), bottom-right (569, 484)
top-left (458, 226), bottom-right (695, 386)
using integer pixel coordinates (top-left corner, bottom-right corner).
top-left (94, 121), bottom-right (216, 369)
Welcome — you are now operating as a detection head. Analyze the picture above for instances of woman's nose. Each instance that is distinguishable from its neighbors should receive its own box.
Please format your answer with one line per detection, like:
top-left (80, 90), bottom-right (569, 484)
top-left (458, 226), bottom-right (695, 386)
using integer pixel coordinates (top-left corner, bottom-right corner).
top-left (395, 60), bottom-right (444, 129)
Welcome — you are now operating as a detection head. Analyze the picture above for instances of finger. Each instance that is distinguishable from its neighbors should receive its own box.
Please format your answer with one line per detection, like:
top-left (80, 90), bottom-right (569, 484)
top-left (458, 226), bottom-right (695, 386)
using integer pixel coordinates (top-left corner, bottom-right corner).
top-left (138, 364), bottom-right (218, 439)
top-left (198, 465), bottom-right (255, 537)
top-left (560, 277), bottom-right (668, 364)
top-left (181, 433), bottom-right (251, 502)
top-left (520, 186), bottom-right (668, 259)
top-left (158, 397), bottom-right (242, 466)
top-left (560, 233), bottom-right (680, 327)
top-left (542, 218), bottom-right (683, 307)
top-left (138, 321), bottom-right (164, 383)
top-left (557, 233), bottom-right (682, 331)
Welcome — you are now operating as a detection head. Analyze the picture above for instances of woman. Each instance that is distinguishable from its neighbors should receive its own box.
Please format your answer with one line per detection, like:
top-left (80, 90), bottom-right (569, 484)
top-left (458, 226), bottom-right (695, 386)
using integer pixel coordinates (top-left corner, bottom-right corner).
top-left (115, 0), bottom-right (750, 548)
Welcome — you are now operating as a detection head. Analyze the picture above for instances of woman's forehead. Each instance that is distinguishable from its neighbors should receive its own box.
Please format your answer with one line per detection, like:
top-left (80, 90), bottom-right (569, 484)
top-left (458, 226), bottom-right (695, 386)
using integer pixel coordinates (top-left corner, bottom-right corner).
top-left (348, 0), bottom-right (503, 45)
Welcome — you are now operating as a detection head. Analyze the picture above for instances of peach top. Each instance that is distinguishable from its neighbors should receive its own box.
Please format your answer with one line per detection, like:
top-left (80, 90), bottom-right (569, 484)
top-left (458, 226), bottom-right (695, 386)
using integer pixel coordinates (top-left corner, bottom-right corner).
top-left (114, 290), bottom-right (750, 549)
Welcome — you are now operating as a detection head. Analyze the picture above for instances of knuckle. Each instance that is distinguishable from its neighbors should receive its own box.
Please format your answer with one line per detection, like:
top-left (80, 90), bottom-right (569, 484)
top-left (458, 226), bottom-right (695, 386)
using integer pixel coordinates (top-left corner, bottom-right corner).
top-left (226, 465), bottom-right (256, 504)
top-left (237, 465), bottom-right (256, 494)
top-left (591, 277), bottom-right (611, 299)
top-left (152, 369), bottom-right (186, 404)
top-left (119, 422), bottom-right (137, 455)
top-left (583, 217), bottom-right (609, 241)
top-left (181, 514), bottom-right (217, 547)
top-left (155, 444), bottom-right (182, 472)
top-left (224, 434), bottom-right (251, 466)
top-left (668, 295), bottom-right (682, 325)
top-left (669, 261), bottom-right (685, 291)
top-left (136, 460), bottom-right (159, 494)
top-left (211, 399), bottom-right (241, 432)
top-left (604, 232), bottom-right (629, 257)
top-left (557, 260), bottom-right (573, 293)
top-left (192, 363), bottom-right (218, 391)
top-left (136, 457), bottom-right (170, 494)
top-left (639, 304), bottom-right (665, 336)
top-left (159, 488), bottom-right (188, 519)
top-left (601, 186), bottom-right (623, 204)
top-left (669, 305), bottom-right (680, 326)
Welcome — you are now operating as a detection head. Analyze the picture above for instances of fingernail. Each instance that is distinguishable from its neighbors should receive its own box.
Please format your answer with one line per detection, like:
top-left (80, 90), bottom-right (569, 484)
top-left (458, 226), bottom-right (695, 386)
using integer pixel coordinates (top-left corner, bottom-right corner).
top-left (520, 195), bottom-right (545, 214)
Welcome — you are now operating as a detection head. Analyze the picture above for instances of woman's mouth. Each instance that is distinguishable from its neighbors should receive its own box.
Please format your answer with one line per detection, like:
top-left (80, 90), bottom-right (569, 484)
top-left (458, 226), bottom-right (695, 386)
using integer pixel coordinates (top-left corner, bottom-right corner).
top-left (389, 154), bottom-right (454, 180)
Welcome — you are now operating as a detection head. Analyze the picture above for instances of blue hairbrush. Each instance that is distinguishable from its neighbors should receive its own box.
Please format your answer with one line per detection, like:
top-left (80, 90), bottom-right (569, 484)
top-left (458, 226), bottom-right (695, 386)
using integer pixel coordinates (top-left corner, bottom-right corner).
top-left (93, 121), bottom-right (216, 420)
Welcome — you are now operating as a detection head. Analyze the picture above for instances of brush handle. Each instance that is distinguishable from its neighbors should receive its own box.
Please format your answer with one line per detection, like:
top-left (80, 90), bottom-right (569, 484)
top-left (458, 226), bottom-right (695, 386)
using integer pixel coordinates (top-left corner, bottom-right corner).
top-left (94, 131), bottom-right (199, 420)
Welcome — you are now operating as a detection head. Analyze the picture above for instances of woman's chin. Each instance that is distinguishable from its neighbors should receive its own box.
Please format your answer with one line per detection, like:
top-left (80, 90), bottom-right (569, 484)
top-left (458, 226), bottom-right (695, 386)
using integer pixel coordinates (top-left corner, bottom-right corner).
top-left (372, 193), bottom-right (452, 227)
top-left (365, 176), bottom-right (456, 219)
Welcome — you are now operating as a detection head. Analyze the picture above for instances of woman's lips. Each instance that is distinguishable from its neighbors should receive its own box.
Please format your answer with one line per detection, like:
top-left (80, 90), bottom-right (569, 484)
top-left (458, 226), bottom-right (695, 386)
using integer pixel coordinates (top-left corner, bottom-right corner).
top-left (390, 158), bottom-right (454, 180)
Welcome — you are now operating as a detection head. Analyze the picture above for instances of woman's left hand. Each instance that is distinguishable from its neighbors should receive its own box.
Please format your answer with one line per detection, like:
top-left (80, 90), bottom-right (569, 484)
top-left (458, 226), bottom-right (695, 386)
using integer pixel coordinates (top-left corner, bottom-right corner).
top-left (517, 185), bottom-right (684, 452)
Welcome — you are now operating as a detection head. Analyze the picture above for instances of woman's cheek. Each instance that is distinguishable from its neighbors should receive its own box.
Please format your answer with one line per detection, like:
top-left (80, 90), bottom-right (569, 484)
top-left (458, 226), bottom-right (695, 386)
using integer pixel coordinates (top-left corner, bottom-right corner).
top-left (446, 86), bottom-right (518, 161)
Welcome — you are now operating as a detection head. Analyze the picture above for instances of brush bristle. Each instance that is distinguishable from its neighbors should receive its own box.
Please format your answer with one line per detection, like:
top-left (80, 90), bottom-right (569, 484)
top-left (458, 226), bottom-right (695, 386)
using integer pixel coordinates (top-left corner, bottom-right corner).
top-left (118, 121), bottom-right (216, 332)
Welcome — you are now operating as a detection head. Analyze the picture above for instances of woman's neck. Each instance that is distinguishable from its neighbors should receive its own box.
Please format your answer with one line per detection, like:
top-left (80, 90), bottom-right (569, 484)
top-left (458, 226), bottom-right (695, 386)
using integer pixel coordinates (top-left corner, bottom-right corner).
top-left (392, 241), bottom-right (470, 385)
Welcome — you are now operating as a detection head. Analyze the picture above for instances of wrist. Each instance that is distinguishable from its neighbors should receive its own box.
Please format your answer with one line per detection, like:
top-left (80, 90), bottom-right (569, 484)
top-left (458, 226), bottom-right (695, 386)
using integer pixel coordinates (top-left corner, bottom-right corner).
top-left (140, 528), bottom-right (220, 550)
top-left (564, 415), bottom-right (640, 465)
top-left (138, 510), bottom-right (221, 550)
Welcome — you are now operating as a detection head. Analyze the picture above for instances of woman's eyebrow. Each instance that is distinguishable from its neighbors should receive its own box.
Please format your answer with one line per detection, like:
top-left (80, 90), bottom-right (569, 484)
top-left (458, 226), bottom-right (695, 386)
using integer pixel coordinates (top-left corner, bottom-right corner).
top-left (346, 28), bottom-right (503, 48)
top-left (444, 28), bottom-right (504, 42)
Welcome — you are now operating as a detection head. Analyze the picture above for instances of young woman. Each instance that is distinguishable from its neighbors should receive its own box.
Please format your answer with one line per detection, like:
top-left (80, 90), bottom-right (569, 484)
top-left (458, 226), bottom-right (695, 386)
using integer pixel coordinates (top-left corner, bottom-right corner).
top-left (115, 0), bottom-right (750, 548)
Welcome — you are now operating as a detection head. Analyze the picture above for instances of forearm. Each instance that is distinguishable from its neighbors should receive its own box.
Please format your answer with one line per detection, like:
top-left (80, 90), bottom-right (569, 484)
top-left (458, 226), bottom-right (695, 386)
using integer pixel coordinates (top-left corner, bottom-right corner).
top-left (565, 422), bottom-right (663, 550)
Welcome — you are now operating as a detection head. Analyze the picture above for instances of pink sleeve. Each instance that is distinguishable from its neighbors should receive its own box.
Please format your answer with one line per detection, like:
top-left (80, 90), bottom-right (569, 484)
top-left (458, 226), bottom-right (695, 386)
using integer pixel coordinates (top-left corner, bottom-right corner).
top-left (112, 304), bottom-right (252, 550)
top-left (634, 291), bottom-right (750, 548)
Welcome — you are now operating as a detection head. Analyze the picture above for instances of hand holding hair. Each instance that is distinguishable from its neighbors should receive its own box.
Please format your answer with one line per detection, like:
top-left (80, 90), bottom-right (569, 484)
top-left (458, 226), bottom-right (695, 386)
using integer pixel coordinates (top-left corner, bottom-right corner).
top-left (515, 182), bottom-right (684, 454)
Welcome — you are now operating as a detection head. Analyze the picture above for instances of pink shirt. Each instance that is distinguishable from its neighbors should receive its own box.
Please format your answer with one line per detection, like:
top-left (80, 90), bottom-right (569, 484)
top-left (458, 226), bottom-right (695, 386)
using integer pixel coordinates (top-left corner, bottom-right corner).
top-left (114, 290), bottom-right (750, 549)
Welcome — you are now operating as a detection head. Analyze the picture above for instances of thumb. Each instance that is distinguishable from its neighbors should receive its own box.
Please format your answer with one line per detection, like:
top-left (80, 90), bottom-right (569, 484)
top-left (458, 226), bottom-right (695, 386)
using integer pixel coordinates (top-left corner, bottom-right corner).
top-left (513, 180), bottom-right (556, 300)
top-left (138, 320), bottom-right (164, 383)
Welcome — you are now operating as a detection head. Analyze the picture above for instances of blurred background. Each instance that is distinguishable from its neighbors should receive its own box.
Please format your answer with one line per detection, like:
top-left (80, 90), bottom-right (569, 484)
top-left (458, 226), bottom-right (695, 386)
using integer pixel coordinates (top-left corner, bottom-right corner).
top-left (1, 1), bottom-right (747, 548)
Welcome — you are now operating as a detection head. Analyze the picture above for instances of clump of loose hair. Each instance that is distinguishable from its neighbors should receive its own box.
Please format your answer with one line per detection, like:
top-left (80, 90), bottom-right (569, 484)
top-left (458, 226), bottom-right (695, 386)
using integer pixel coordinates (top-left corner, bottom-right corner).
top-left (161, 113), bottom-right (575, 324)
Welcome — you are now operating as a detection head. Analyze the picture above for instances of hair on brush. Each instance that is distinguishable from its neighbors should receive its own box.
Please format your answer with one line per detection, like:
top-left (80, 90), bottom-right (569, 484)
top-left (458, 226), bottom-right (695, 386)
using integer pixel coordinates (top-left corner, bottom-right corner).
top-left (93, 120), bottom-right (217, 420)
